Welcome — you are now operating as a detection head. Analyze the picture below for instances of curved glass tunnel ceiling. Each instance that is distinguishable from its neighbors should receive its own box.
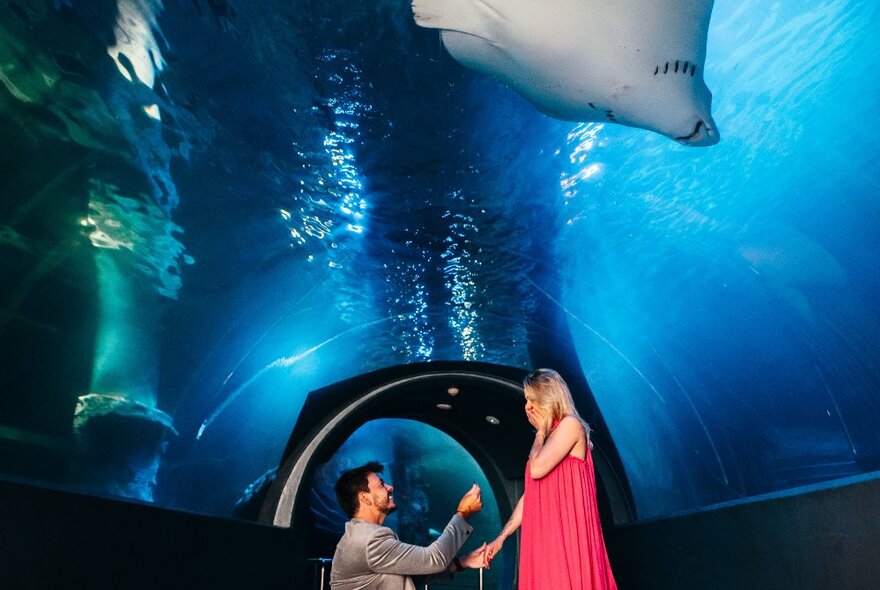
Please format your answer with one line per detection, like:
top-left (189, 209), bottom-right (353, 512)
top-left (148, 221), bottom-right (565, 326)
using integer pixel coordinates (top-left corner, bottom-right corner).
top-left (1, 0), bottom-right (880, 521)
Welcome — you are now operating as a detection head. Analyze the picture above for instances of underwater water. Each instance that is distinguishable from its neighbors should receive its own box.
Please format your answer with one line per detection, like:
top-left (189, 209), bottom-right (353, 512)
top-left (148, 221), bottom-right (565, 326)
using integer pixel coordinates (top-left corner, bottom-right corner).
top-left (1, 0), bottom-right (880, 525)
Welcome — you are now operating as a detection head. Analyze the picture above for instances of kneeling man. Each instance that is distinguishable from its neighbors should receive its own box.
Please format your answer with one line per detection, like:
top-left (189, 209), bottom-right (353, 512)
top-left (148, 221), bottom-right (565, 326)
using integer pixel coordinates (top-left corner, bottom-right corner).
top-left (331, 461), bottom-right (486, 589)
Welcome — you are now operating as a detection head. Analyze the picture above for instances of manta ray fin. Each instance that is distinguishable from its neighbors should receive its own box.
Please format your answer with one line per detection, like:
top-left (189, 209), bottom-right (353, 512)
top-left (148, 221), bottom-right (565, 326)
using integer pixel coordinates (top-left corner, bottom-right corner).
top-left (412, 0), bottom-right (499, 43)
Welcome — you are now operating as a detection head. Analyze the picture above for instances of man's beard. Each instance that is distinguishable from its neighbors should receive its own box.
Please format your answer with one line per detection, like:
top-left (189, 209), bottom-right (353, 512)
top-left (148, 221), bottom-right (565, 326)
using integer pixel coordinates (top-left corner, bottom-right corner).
top-left (374, 493), bottom-right (397, 515)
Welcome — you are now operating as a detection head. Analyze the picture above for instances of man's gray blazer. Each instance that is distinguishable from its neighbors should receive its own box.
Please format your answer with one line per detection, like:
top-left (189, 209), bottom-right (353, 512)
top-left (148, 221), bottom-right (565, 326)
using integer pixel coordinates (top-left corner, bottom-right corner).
top-left (329, 513), bottom-right (473, 589)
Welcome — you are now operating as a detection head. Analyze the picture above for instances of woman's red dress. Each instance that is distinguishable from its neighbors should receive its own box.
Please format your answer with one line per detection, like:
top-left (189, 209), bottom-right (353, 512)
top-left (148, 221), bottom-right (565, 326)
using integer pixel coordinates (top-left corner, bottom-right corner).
top-left (519, 449), bottom-right (618, 589)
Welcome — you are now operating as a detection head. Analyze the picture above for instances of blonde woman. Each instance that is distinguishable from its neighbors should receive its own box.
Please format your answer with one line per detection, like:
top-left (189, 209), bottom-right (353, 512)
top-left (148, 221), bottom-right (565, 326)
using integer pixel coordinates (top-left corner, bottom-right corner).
top-left (486, 369), bottom-right (617, 589)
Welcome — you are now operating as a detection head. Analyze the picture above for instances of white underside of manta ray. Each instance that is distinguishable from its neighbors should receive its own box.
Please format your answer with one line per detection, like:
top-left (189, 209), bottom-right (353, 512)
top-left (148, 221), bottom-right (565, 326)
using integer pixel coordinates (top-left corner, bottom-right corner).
top-left (412, 0), bottom-right (720, 146)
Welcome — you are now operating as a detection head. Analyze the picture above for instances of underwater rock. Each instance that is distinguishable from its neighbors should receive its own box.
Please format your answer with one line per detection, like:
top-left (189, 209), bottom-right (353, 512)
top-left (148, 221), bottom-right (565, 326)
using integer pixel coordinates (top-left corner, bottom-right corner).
top-left (71, 393), bottom-right (177, 502)
top-left (234, 467), bottom-right (278, 521)
top-left (73, 393), bottom-right (177, 432)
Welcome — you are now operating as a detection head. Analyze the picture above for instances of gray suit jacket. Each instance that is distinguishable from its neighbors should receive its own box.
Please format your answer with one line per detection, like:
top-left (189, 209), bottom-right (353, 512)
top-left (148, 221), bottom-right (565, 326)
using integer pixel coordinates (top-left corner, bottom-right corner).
top-left (329, 514), bottom-right (473, 590)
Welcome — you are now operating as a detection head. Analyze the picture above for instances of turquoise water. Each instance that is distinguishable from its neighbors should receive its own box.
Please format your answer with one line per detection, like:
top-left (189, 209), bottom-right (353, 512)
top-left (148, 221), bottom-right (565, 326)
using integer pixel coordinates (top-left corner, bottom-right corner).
top-left (1, 0), bottom-right (879, 521)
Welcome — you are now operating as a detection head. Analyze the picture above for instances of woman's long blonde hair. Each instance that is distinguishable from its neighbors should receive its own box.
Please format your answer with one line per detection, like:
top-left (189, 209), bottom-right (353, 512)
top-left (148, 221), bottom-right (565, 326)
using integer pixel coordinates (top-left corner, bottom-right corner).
top-left (524, 368), bottom-right (590, 442)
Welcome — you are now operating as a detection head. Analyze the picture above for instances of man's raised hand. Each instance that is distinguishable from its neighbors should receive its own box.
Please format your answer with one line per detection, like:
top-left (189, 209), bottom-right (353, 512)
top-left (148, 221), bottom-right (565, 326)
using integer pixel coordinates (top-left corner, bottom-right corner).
top-left (456, 483), bottom-right (482, 519)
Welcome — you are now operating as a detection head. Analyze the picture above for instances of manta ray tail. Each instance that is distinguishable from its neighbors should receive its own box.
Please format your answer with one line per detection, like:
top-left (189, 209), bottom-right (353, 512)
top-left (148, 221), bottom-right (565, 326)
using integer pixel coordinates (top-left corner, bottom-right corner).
top-left (412, 0), bottom-right (497, 42)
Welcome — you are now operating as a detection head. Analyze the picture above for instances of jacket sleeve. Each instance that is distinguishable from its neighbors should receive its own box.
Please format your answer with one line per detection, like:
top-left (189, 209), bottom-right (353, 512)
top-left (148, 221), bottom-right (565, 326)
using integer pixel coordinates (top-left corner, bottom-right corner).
top-left (365, 514), bottom-right (473, 576)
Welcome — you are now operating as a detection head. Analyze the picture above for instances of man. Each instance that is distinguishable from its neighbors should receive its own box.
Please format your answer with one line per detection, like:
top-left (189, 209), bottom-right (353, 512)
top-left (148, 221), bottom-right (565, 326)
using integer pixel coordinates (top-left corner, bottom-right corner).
top-left (330, 461), bottom-right (487, 589)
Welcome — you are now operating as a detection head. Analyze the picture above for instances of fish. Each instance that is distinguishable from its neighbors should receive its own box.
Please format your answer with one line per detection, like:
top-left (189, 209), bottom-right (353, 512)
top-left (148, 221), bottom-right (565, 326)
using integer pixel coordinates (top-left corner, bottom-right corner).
top-left (413, 0), bottom-right (720, 146)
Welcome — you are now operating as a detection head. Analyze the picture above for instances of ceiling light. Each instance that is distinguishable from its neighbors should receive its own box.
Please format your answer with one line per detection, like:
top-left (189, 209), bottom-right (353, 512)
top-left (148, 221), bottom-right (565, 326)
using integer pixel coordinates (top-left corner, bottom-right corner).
top-left (436, 403), bottom-right (452, 410)
top-left (485, 415), bottom-right (500, 425)
top-left (447, 387), bottom-right (459, 396)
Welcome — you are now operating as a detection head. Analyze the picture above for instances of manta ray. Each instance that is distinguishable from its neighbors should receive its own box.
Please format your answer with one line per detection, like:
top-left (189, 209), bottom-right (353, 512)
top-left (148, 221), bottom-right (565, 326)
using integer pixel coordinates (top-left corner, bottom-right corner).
top-left (413, 0), bottom-right (720, 146)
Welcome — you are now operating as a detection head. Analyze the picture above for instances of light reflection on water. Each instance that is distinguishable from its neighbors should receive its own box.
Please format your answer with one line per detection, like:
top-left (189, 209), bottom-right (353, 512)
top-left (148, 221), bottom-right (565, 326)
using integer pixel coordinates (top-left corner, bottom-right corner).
top-left (442, 197), bottom-right (486, 361)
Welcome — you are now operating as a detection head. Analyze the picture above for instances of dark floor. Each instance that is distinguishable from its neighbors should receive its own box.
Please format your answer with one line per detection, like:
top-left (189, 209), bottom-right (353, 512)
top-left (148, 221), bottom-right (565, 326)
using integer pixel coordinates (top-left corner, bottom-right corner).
top-left (2, 474), bottom-right (880, 589)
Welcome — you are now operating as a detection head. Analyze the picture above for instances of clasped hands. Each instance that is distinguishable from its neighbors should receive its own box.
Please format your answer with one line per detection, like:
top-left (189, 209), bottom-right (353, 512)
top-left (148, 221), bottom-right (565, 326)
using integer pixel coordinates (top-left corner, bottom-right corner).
top-left (464, 536), bottom-right (503, 570)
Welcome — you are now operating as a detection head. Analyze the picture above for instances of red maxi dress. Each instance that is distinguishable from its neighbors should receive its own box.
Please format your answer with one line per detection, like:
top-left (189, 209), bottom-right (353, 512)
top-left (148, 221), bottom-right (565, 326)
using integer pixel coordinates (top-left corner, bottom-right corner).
top-left (519, 445), bottom-right (618, 589)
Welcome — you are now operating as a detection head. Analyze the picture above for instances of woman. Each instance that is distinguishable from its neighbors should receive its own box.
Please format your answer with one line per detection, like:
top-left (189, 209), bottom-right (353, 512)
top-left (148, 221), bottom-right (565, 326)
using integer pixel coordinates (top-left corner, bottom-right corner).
top-left (486, 369), bottom-right (617, 589)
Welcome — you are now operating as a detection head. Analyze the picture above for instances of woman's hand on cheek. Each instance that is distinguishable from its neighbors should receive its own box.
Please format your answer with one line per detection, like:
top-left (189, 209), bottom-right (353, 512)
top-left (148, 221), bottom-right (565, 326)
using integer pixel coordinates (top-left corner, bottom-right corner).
top-left (525, 407), bottom-right (539, 429)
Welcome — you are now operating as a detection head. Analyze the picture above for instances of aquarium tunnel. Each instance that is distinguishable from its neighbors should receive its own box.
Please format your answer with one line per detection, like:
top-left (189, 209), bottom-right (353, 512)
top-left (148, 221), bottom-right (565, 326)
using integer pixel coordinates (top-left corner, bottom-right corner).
top-left (2, 0), bottom-right (880, 588)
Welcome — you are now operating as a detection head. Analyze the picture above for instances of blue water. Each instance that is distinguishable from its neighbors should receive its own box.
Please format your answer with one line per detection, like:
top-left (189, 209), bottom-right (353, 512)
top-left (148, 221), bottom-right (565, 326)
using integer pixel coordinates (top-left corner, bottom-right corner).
top-left (1, 0), bottom-right (879, 520)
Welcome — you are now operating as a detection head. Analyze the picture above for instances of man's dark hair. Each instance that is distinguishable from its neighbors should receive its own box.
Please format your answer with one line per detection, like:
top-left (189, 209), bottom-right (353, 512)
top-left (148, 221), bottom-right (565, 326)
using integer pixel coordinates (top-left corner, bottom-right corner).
top-left (335, 461), bottom-right (384, 518)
